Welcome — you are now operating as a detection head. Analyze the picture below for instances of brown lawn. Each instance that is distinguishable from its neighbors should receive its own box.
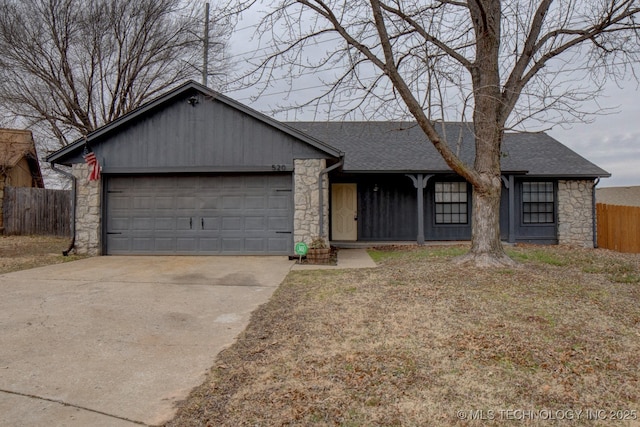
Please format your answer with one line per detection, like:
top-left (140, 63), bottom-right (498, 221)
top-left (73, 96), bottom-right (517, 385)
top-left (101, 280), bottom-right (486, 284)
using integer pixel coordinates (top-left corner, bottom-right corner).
top-left (0, 235), bottom-right (83, 274)
top-left (167, 244), bottom-right (640, 426)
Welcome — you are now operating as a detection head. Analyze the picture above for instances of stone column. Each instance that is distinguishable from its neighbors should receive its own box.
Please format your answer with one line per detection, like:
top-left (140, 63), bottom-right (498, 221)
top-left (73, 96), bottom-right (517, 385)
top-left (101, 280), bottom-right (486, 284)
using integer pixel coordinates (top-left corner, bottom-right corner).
top-left (72, 163), bottom-right (101, 255)
top-left (557, 180), bottom-right (594, 247)
top-left (293, 159), bottom-right (328, 244)
top-left (0, 177), bottom-right (5, 232)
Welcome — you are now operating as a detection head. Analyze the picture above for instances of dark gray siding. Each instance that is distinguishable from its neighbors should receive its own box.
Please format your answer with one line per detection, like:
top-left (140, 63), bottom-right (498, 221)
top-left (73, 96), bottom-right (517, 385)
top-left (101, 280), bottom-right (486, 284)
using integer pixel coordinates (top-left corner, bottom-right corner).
top-left (358, 177), bottom-right (418, 240)
top-left (333, 174), bottom-right (558, 244)
top-left (500, 188), bottom-right (509, 241)
top-left (64, 90), bottom-right (332, 170)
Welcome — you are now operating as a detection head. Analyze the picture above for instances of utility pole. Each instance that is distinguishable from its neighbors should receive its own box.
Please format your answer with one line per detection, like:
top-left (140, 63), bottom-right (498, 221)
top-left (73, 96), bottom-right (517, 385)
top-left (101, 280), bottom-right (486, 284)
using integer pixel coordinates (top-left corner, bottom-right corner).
top-left (202, 2), bottom-right (209, 87)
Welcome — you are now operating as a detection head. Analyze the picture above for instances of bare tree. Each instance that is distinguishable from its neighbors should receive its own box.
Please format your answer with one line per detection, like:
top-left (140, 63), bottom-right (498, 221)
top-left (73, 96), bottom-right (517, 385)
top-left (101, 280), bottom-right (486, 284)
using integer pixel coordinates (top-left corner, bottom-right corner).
top-left (241, 0), bottom-right (640, 266)
top-left (0, 0), bottom-right (232, 149)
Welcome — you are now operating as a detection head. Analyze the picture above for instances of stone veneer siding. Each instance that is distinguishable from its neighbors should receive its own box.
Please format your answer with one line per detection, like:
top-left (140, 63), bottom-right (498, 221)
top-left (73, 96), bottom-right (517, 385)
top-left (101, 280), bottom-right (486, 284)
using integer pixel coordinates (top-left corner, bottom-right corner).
top-left (0, 178), bottom-right (5, 231)
top-left (294, 159), bottom-right (328, 245)
top-left (557, 179), bottom-right (594, 248)
top-left (72, 163), bottom-right (101, 255)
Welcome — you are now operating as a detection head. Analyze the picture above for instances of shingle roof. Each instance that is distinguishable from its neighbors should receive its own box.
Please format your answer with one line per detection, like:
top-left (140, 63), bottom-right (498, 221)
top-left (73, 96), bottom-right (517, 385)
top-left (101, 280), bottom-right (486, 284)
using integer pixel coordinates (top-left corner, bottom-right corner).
top-left (287, 121), bottom-right (610, 177)
top-left (597, 186), bottom-right (640, 207)
top-left (0, 128), bottom-right (44, 187)
top-left (0, 129), bottom-right (38, 168)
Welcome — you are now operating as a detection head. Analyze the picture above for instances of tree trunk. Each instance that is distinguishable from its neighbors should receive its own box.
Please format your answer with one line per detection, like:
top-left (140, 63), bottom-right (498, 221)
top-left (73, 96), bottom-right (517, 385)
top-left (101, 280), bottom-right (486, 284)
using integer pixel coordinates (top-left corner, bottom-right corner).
top-left (454, 0), bottom-right (515, 267)
top-left (455, 173), bottom-right (516, 267)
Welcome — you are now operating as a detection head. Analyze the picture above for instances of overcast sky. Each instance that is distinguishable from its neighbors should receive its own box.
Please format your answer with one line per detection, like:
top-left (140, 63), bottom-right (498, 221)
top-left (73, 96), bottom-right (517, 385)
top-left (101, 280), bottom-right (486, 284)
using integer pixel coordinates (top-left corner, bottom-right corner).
top-left (222, 6), bottom-right (639, 189)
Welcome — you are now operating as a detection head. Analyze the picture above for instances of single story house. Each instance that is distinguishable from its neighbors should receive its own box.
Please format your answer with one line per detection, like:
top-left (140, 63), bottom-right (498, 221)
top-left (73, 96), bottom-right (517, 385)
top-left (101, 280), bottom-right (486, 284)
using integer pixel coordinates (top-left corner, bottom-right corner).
top-left (597, 186), bottom-right (640, 207)
top-left (0, 129), bottom-right (45, 231)
top-left (46, 81), bottom-right (610, 256)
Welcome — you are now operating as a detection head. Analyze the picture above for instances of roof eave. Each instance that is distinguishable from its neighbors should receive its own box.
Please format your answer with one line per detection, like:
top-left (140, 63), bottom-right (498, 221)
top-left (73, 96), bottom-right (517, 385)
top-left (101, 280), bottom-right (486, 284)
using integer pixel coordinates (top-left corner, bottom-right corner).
top-left (46, 80), bottom-right (342, 164)
top-left (524, 172), bottom-right (612, 179)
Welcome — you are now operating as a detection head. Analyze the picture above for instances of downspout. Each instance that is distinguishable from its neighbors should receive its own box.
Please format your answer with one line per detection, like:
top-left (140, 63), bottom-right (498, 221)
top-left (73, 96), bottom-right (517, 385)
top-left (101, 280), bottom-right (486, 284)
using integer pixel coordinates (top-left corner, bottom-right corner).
top-left (51, 163), bottom-right (76, 256)
top-left (592, 178), bottom-right (600, 248)
top-left (318, 157), bottom-right (344, 238)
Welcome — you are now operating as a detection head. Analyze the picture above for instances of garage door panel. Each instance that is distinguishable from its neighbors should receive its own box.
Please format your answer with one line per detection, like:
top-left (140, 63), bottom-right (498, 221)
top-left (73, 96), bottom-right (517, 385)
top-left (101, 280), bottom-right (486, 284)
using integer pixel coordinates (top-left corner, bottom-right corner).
top-left (105, 174), bottom-right (292, 255)
top-left (154, 218), bottom-right (174, 231)
top-left (133, 196), bottom-right (153, 209)
top-left (200, 198), bottom-right (219, 209)
top-left (221, 238), bottom-right (243, 252)
top-left (109, 195), bottom-right (131, 209)
top-left (221, 217), bottom-right (242, 231)
top-left (132, 238), bottom-right (154, 252)
top-left (154, 197), bottom-right (174, 209)
top-left (177, 238), bottom-right (198, 252)
top-left (220, 176), bottom-right (244, 189)
top-left (132, 218), bottom-right (154, 230)
top-left (245, 238), bottom-right (265, 252)
top-left (108, 217), bottom-right (130, 230)
top-left (268, 237), bottom-right (290, 252)
top-left (245, 195), bottom-right (266, 209)
top-left (199, 238), bottom-right (220, 252)
top-left (222, 196), bottom-right (243, 209)
top-left (245, 217), bottom-right (265, 230)
top-left (155, 238), bottom-right (176, 252)
top-left (176, 177), bottom-right (199, 188)
top-left (269, 194), bottom-right (290, 209)
top-left (176, 217), bottom-right (193, 231)
top-left (108, 237), bottom-right (130, 252)
top-left (268, 217), bottom-right (289, 230)
top-left (201, 217), bottom-right (220, 230)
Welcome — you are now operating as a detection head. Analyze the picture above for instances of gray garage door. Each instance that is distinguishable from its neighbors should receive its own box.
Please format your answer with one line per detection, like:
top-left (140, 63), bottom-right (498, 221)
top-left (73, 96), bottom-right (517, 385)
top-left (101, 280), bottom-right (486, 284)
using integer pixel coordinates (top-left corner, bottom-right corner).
top-left (105, 174), bottom-right (293, 255)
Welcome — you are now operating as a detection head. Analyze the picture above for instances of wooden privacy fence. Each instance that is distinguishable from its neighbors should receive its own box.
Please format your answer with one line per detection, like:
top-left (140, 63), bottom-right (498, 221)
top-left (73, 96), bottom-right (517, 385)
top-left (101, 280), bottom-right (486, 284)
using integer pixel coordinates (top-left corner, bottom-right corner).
top-left (3, 186), bottom-right (72, 236)
top-left (597, 203), bottom-right (640, 253)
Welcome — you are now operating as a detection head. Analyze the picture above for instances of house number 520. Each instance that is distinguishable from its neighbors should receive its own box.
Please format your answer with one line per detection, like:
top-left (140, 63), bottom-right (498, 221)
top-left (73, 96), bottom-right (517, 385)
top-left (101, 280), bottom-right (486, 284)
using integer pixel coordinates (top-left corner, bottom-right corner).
top-left (272, 164), bottom-right (287, 171)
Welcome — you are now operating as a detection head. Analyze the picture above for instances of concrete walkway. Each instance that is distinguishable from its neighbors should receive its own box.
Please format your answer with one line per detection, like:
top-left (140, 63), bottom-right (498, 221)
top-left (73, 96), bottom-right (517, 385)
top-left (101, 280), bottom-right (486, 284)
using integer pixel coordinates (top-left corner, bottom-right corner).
top-left (291, 248), bottom-right (377, 270)
top-left (0, 256), bottom-right (294, 426)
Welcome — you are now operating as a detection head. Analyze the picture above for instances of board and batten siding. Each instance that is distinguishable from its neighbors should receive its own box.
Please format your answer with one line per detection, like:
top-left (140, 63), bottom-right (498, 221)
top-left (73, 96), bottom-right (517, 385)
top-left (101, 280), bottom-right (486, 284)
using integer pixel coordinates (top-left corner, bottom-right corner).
top-left (64, 90), bottom-right (330, 172)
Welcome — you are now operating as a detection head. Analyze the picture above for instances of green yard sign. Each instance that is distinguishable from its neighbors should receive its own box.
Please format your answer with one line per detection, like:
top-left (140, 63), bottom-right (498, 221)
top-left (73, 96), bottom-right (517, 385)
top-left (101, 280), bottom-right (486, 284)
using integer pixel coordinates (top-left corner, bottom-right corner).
top-left (294, 242), bottom-right (308, 256)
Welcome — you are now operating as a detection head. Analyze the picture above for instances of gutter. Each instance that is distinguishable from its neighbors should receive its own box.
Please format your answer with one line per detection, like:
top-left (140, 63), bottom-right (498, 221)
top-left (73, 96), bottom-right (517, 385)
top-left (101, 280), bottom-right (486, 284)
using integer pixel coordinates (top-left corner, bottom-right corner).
top-left (592, 178), bottom-right (600, 248)
top-left (51, 163), bottom-right (76, 256)
top-left (318, 157), bottom-right (344, 238)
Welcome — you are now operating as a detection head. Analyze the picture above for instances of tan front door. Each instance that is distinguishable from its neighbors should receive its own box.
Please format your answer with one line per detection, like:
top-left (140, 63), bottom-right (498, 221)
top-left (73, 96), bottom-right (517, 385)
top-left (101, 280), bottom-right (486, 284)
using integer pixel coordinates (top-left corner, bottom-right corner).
top-left (331, 183), bottom-right (357, 241)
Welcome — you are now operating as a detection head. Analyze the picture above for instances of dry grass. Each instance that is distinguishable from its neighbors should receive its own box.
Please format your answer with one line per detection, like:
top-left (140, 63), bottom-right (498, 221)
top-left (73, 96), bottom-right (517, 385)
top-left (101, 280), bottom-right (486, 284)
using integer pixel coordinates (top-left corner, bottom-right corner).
top-left (0, 235), bottom-right (84, 274)
top-left (167, 245), bottom-right (640, 427)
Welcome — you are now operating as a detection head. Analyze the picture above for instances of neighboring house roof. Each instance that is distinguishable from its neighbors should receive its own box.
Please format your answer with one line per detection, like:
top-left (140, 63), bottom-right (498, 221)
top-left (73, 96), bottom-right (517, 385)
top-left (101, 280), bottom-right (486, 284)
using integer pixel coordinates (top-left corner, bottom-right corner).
top-left (597, 186), bottom-right (640, 207)
top-left (288, 121), bottom-right (610, 178)
top-left (46, 80), bottom-right (342, 165)
top-left (0, 128), bottom-right (44, 187)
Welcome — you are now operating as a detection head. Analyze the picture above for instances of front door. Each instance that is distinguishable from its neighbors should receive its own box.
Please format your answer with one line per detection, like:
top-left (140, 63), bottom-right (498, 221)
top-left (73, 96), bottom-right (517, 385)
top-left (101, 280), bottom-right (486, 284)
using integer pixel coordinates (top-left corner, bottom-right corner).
top-left (331, 183), bottom-right (358, 241)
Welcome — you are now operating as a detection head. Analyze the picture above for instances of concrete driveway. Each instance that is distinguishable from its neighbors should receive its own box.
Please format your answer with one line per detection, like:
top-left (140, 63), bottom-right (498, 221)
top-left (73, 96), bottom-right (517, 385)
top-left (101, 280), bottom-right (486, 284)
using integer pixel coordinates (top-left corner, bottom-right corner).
top-left (0, 256), bottom-right (294, 426)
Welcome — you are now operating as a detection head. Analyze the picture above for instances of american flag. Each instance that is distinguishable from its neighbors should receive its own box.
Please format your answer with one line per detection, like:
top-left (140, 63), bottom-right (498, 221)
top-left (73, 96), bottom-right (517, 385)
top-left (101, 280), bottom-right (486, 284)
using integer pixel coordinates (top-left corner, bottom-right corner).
top-left (83, 150), bottom-right (101, 181)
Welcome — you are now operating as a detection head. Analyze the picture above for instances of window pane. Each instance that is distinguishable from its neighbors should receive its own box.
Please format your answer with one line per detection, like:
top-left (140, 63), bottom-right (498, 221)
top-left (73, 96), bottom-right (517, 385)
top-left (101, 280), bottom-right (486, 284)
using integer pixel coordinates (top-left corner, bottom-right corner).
top-left (434, 181), bottom-right (468, 224)
top-left (522, 181), bottom-right (554, 224)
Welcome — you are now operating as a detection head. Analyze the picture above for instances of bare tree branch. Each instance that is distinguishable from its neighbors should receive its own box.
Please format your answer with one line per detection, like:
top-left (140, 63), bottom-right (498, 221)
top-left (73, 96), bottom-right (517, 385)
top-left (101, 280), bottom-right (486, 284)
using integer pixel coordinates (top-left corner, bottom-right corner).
top-left (240, 0), bottom-right (640, 263)
top-left (0, 0), bottom-right (233, 150)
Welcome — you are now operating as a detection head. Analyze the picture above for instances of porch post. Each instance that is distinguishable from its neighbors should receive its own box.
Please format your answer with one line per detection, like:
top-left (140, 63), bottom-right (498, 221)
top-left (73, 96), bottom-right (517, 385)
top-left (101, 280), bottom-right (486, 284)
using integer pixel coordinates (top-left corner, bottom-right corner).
top-left (508, 175), bottom-right (515, 243)
top-left (406, 174), bottom-right (433, 245)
